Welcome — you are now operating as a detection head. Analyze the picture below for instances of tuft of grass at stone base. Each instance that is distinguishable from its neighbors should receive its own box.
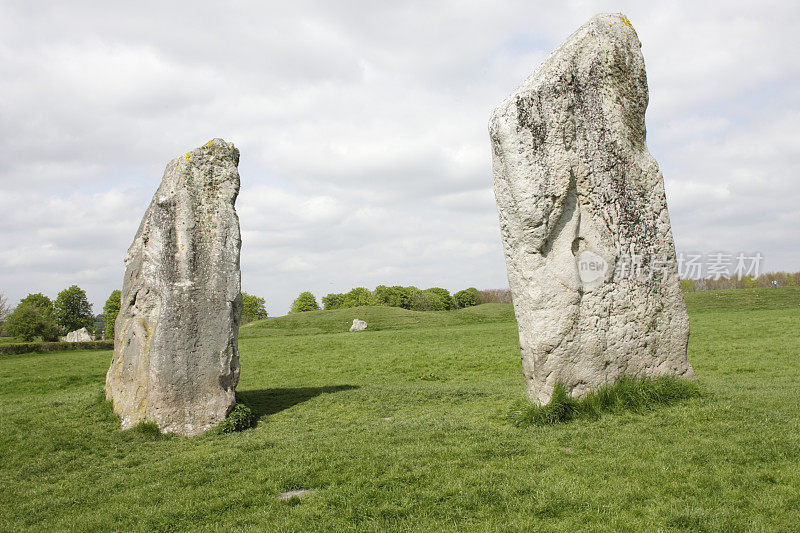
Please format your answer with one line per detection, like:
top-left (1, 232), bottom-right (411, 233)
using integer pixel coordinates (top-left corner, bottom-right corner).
top-left (507, 376), bottom-right (701, 427)
top-left (131, 421), bottom-right (166, 441)
top-left (215, 403), bottom-right (255, 433)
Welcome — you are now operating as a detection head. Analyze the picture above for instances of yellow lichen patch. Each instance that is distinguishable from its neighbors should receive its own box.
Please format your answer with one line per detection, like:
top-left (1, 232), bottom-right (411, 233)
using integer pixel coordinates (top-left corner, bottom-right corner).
top-left (185, 153), bottom-right (192, 161)
top-left (620, 14), bottom-right (633, 29)
top-left (138, 318), bottom-right (153, 341)
top-left (205, 139), bottom-right (215, 147)
top-left (134, 396), bottom-right (147, 415)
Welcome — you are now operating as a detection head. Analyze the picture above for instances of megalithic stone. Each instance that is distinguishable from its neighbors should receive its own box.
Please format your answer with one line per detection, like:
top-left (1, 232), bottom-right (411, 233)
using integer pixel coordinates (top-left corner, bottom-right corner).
top-left (105, 139), bottom-right (243, 436)
top-left (489, 14), bottom-right (694, 405)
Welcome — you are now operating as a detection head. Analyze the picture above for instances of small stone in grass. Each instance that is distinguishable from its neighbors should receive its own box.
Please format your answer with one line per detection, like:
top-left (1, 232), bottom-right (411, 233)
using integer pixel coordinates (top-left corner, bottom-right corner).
top-left (277, 489), bottom-right (314, 500)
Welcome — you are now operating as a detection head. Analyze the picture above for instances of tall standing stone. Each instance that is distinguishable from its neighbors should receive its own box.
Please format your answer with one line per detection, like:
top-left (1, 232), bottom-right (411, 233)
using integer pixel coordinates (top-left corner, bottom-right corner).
top-left (105, 139), bottom-right (243, 436)
top-left (489, 14), bottom-right (694, 404)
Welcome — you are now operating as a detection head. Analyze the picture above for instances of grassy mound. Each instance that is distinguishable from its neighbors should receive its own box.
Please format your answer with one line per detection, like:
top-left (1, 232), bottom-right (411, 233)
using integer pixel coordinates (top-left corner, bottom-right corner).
top-left (239, 303), bottom-right (515, 338)
top-left (508, 376), bottom-right (701, 427)
top-left (684, 286), bottom-right (800, 313)
top-left (241, 286), bottom-right (800, 339)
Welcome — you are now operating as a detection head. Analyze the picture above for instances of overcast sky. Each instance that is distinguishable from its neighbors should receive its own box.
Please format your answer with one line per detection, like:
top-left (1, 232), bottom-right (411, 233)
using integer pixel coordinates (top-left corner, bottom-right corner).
top-left (1, 1), bottom-right (798, 315)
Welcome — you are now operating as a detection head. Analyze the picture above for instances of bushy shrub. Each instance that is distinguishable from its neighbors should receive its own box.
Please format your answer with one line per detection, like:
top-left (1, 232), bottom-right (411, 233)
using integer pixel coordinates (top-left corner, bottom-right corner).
top-left (241, 293), bottom-right (268, 323)
top-left (406, 287), bottom-right (433, 311)
top-left (454, 287), bottom-right (479, 308)
top-left (399, 287), bottom-right (444, 311)
top-left (0, 340), bottom-right (113, 356)
top-left (216, 403), bottom-right (255, 433)
top-left (4, 301), bottom-right (59, 342)
top-left (372, 285), bottom-right (413, 309)
top-left (103, 290), bottom-right (121, 339)
top-left (322, 285), bottom-right (486, 312)
top-left (680, 271), bottom-right (800, 291)
top-left (740, 275), bottom-right (759, 288)
top-left (322, 293), bottom-right (346, 310)
top-left (291, 292), bottom-right (319, 313)
top-left (476, 289), bottom-right (512, 304)
top-left (758, 271), bottom-right (800, 288)
top-left (422, 288), bottom-right (455, 311)
top-left (343, 287), bottom-right (373, 308)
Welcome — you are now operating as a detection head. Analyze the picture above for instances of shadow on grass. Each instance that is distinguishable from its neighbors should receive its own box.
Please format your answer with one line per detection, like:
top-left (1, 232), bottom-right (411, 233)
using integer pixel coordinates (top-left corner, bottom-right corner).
top-left (236, 385), bottom-right (359, 420)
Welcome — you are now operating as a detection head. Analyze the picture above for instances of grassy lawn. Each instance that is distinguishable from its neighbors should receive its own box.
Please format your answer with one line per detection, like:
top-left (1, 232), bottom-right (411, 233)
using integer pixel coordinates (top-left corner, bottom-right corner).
top-left (1, 287), bottom-right (798, 531)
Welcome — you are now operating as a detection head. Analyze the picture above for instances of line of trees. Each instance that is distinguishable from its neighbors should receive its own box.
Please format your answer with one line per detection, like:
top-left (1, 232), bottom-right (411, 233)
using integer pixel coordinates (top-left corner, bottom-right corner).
top-left (0, 287), bottom-right (271, 341)
top-left (1, 286), bottom-right (95, 342)
top-left (290, 286), bottom-right (482, 313)
top-left (3, 271), bottom-right (797, 338)
top-left (681, 272), bottom-right (800, 292)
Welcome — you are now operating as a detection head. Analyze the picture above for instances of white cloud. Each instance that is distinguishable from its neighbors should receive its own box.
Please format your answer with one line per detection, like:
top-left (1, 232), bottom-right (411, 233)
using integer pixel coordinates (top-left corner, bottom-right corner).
top-left (1, 1), bottom-right (799, 314)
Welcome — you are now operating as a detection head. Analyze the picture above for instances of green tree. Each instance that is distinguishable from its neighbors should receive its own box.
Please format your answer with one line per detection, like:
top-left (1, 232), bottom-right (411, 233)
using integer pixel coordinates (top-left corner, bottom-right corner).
top-left (406, 287), bottom-right (433, 311)
top-left (55, 285), bottom-right (94, 333)
top-left (373, 285), bottom-right (413, 309)
top-left (423, 288), bottom-right (455, 311)
top-left (103, 290), bottom-right (122, 339)
top-left (454, 287), bottom-right (479, 308)
top-left (20, 293), bottom-right (55, 313)
top-left (241, 293), bottom-right (268, 323)
top-left (291, 291), bottom-right (319, 313)
top-left (322, 293), bottom-right (346, 310)
top-left (5, 301), bottom-right (59, 341)
top-left (343, 287), bottom-right (373, 308)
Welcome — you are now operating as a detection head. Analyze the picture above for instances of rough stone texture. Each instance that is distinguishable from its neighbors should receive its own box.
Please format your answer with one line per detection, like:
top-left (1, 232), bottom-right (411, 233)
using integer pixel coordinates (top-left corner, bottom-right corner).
top-left (349, 319), bottom-right (368, 332)
top-left (66, 327), bottom-right (93, 342)
top-left (105, 139), bottom-right (242, 436)
top-left (489, 13), bottom-right (694, 405)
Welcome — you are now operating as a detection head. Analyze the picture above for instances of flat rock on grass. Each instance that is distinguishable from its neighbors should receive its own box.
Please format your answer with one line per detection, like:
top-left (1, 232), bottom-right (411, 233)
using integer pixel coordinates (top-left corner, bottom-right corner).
top-left (349, 319), bottom-right (368, 332)
top-left (277, 489), bottom-right (314, 500)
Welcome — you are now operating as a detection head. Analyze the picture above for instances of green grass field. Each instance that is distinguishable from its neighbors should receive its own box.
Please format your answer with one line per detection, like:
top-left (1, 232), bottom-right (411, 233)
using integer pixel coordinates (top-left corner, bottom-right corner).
top-left (1, 287), bottom-right (798, 531)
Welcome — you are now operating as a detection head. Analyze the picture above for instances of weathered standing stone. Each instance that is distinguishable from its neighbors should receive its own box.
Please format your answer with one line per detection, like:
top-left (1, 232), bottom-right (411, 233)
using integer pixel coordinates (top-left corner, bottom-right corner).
top-left (105, 139), bottom-right (242, 436)
top-left (489, 14), bottom-right (694, 404)
top-left (349, 319), bottom-right (367, 332)
top-left (66, 327), bottom-right (93, 342)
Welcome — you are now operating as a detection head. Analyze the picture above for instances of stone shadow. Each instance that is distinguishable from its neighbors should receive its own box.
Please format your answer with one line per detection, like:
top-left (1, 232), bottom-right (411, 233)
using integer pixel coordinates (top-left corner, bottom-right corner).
top-left (236, 385), bottom-right (359, 420)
